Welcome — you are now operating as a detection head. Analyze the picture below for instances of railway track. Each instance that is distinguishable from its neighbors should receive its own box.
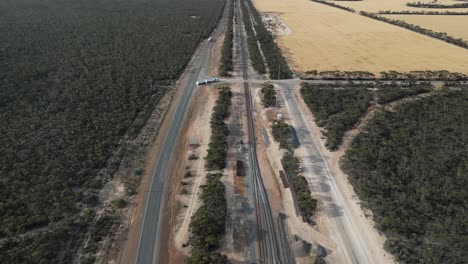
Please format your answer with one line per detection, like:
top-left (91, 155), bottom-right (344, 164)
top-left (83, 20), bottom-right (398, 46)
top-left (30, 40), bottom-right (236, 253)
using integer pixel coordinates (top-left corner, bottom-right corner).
top-left (235, 0), bottom-right (294, 262)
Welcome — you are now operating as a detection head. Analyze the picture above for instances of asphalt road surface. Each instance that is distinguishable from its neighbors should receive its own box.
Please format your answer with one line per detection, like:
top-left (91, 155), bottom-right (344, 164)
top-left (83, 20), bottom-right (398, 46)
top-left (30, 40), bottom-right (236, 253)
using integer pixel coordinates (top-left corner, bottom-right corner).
top-left (278, 80), bottom-right (386, 264)
top-left (134, 1), bottom-right (231, 263)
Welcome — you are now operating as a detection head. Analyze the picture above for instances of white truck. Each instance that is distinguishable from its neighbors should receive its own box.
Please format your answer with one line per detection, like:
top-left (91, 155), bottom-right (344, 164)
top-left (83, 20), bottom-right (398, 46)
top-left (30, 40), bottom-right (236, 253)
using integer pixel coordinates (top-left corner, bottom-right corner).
top-left (196, 78), bottom-right (219, 86)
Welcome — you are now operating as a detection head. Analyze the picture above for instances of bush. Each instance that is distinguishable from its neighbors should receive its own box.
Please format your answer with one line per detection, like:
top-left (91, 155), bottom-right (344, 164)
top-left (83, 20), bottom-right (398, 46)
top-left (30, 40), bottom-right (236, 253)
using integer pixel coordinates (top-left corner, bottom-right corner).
top-left (219, 2), bottom-right (234, 76)
top-left (261, 82), bottom-right (276, 107)
top-left (271, 121), bottom-right (298, 150)
top-left (112, 199), bottom-right (127, 208)
top-left (300, 84), bottom-right (372, 150)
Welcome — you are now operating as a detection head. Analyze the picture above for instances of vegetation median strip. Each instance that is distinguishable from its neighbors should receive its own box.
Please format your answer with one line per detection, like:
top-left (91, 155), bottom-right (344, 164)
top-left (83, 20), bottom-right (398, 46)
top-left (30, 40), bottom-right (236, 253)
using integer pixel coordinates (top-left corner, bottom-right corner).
top-left (244, 0), bottom-right (293, 79)
top-left (205, 86), bottom-right (233, 170)
top-left (269, 118), bottom-right (317, 224)
top-left (185, 86), bottom-right (232, 263)
top-left (219, 0), bottom-right (234, 77)
top-left (241, 0), bottom-right (267, 74)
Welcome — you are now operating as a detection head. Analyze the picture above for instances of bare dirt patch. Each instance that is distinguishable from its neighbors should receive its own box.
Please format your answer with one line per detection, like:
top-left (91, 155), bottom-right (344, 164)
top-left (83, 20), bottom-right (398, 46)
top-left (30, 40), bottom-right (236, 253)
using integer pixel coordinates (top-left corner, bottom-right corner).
top-left (261, 12), bottom-right (292, 37)
top-left (206, 31), bottom-right (226, 77)
top-left (171, 86), bottom-right (217, 255)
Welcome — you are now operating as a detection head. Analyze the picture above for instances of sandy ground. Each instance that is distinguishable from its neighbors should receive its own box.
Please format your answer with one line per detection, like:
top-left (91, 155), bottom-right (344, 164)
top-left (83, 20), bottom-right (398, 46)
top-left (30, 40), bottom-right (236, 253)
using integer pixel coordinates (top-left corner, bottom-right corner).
top-left (219, 83), bottom-right (256, 262)
top-left (334, 0), bottom-right (468, 13)
top-left (171, 86), bottom-right (217, 255)
top-left (261, 12), bottom-right (292, 37)
top-left (289, 85), bottom-right (394, 263)
top-left (206, 29), bottom-right (226, 77)
top-left (252, 0), bottom-right (468, 73)
top-left (382, 14), bottom-right (468, 40)
top-left (251, 84), bottom-right (340, 262)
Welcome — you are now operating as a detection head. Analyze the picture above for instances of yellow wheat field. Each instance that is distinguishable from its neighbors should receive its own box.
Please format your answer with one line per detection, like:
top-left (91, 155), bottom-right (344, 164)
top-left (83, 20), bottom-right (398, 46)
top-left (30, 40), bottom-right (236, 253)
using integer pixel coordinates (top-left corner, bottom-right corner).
top-left (382, 15), bottom-right (468, 41)
top-left (252, 0), bottom-right (468, 73)
top-left (334, 0), bottom-right (468, 13)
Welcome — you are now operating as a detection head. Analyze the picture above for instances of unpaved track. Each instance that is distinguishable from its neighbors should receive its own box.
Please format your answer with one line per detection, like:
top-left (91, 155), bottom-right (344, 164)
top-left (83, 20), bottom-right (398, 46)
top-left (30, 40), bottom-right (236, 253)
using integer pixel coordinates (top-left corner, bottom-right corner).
top-left (277, 81), bottom-right (394, 264)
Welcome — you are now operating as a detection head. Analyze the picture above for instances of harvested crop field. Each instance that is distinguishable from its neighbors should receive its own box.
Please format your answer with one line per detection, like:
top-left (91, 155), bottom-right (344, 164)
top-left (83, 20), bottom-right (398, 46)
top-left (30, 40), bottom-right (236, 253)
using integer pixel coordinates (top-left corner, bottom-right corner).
top-left (252, 0), bottom-right (468, 73)
top-left (382, 15), bottom-right (468, 40)
top-left (333, 0), bottom-right (468, 13)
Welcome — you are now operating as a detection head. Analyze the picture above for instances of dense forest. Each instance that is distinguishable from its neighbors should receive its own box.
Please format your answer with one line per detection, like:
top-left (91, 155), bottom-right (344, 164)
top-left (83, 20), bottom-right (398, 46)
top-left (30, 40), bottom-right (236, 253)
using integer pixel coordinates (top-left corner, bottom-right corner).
top-left (300, 84), bottom-right (373, 150)
top-left (342, 89), bottom-right (468, 263)
top-left (0, 0), bottom-right (225, 262)
top-left (219, 0), bottom-right (234, 77)
top-left (376, 86), bottom-right (430, 104)
top-left (244, 0), bottom-right (293, 79)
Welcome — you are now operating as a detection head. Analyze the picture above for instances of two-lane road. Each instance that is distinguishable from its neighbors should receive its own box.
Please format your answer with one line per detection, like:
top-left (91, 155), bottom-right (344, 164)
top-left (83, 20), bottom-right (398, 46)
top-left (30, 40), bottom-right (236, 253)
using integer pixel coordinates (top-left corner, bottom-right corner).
top-left (134, 1), bottom-right (231, 263)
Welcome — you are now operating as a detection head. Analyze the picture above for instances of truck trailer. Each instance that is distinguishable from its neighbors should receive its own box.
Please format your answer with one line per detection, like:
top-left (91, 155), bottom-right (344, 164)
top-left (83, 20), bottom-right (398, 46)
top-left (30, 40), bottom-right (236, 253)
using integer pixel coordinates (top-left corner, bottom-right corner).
top-left (196, 78), bottom-right (219, 86)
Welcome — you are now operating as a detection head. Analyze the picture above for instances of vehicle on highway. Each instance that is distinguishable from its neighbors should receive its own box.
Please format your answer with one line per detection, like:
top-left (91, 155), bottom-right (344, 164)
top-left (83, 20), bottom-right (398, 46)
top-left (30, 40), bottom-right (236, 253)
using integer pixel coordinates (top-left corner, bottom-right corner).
top-left (196, 77), bottom-right (219, 85)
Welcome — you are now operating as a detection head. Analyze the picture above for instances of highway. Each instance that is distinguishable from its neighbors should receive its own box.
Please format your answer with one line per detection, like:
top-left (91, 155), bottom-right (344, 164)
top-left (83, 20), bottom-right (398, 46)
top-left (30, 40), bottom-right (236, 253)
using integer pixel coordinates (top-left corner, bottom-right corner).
top-left (235, 0), bottom-right (294, 263)
top-left (133, 1), bottom-right (231, 263)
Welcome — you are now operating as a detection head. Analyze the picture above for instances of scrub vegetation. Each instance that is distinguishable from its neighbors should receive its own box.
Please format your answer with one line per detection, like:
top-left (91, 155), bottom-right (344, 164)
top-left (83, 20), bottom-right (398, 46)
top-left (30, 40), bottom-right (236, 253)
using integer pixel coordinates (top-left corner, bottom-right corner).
top-left (260, 82), bottom-right (277, 107)
top-left (342, 89), bottom-right (468, 263)
top-left (219, 0), bottom-right (234, 76)
top-left (205, 86), bottom-right (233, 170)
top-left (186, 173), bottom-right (230, 264)
top-left (0, 0), bottom-right (224, 262)
top-left (300, 84), bottom-right (373, 150)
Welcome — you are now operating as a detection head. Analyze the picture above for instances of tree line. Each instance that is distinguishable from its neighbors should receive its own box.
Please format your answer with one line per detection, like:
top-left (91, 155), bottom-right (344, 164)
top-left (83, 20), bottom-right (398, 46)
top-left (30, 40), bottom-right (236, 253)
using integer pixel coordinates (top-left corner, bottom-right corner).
top-left (219, 0), bottom-right (234, 77)
top-left (407, 1), bottom-right (468, 8)
top-left (301, 70), bottom-right (468, 81)
top-left (282, 152), bottom-right (317, 224)
top-left (205, 86), bottom-right (233, 170)
top-left (186, 86), bottom-right (232, 263)
top-left (244, 0), bottom-right (293, 79)
top-left (342, 89), bottom-right (468, 263)
top-left (269, 118), bottom-right (317, 224)
top-left (240, 0), bottom-right (267, 74)
top-left (310, 0), bottom-right (356, 12)
top-left (0, 0), bottom-right (225, 262)
top-left (378, 10), bottom-right (468, 15)
top-left (186, 173), bottom-right (230, 264)
top-left (360, 12), bottom-right (468, 49)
